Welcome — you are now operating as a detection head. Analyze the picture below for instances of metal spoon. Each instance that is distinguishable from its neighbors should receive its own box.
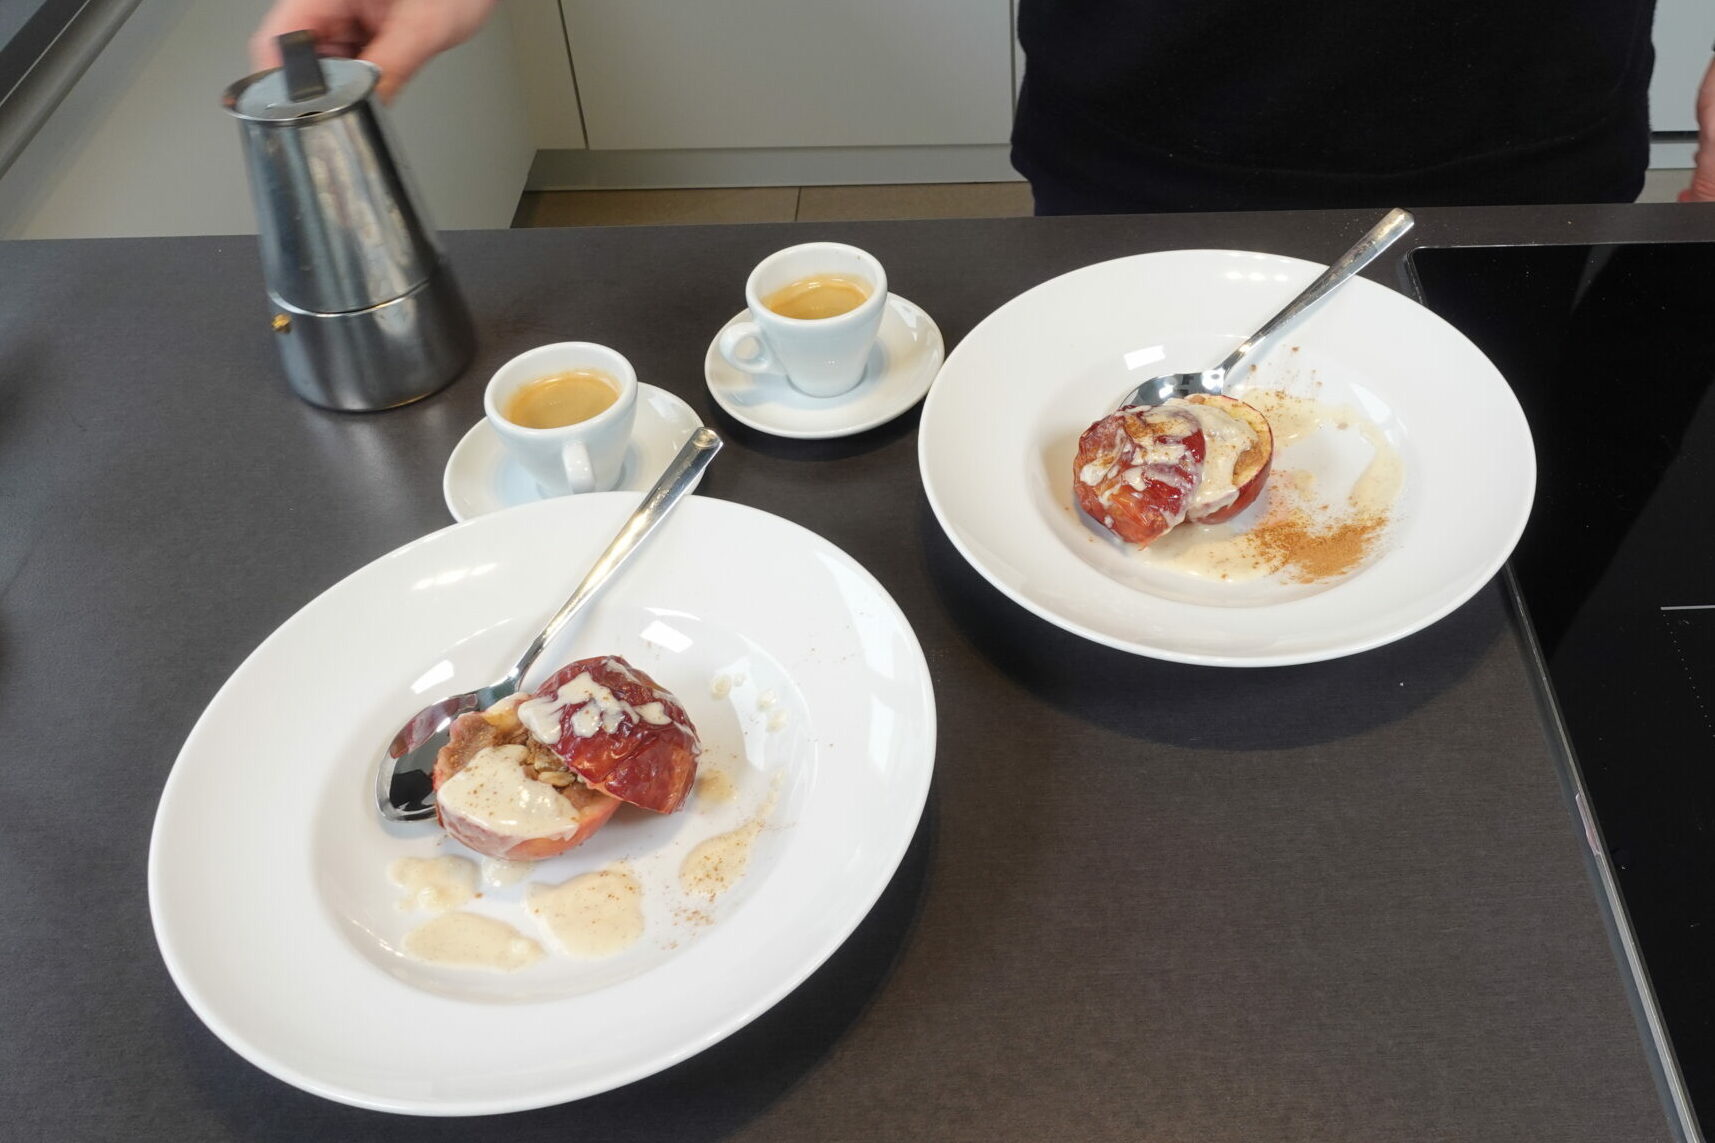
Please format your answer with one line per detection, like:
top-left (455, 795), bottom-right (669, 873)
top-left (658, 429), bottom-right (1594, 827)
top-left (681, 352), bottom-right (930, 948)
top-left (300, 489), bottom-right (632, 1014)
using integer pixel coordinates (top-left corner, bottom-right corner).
top-left (1118, 207), bottom-right (1414, 409)
top-left (375, 427), bottom-right (723, 822)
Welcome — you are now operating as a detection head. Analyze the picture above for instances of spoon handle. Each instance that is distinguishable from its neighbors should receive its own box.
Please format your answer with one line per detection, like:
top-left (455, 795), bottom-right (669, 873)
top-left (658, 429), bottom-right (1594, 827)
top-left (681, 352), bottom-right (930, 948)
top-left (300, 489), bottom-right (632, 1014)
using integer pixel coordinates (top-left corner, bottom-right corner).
top-left (1214, 207), bottom-right (1415, 381)
top-left (506, 427), bottom-right (723, 686)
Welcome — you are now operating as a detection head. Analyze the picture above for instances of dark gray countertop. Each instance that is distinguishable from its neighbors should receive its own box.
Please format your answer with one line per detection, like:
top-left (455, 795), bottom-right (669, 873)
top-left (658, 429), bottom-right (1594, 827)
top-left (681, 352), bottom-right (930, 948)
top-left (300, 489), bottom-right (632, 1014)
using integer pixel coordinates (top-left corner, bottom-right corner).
top-left (2, 204), bottom-right (1704, 1140)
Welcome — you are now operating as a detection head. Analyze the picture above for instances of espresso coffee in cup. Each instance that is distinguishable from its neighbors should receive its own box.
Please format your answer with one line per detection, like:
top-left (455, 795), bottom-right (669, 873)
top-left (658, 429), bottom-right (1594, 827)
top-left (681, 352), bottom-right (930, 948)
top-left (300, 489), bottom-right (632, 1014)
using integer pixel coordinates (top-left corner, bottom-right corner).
top-left (718, 243), bottom-right (888, 398)
top-left (484, 343), bottom-right (639, 496)
top-left (761, 275), bottom-right (872, 321)
top-left (503, 369), bottom-right (620, 429)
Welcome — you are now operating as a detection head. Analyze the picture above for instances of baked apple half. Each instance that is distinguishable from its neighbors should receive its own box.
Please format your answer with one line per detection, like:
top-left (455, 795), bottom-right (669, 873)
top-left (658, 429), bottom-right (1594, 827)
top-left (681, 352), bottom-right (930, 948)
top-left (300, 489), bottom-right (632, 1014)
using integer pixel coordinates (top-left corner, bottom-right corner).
top-left (519, 656), bottom-right (701, 814)
top-left (431, 655), bottom-right (700, 861)
top-left (1073, 403), bottom-right (1208, 545)
top-left (431, 695), bottom-right (623, 861)
top-left (1073, 395), bottom-right (1274, 545)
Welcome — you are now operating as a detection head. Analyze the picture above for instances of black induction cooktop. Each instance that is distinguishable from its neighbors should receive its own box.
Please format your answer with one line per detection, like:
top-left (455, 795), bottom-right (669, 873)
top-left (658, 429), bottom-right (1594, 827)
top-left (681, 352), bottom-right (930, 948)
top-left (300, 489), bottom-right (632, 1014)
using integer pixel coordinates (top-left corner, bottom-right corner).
top-left (1410, 241), bottom-right (1715, 1141)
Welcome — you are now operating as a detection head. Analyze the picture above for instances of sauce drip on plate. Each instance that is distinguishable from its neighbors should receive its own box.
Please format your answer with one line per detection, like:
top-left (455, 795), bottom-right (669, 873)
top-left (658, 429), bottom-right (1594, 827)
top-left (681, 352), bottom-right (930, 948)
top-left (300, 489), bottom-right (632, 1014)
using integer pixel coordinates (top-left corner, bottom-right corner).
top-left (1137, 390), bottom-right (1404, 584)
top-left (526, 865), bottom-right (645, 958)
top-left (401, 913), bottom-right (544, 972)
top-left (696, 768), bottom-right (738, 806)
top-left (388, 856), bottom-right (478, 912)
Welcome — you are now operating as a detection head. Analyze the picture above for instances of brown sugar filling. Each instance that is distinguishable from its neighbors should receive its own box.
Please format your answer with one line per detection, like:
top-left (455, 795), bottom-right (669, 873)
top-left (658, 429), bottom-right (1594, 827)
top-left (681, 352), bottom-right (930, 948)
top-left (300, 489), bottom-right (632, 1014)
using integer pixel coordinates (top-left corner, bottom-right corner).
top-left (444, 698), bottom-right (603, 807)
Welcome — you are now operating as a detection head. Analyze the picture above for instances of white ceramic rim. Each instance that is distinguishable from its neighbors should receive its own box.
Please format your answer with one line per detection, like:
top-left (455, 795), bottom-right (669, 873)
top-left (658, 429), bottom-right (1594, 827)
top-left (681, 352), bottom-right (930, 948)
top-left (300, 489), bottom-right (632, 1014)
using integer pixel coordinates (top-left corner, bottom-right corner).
top-left (742, 242), bottom-right (888, 327)
top-left (148, 494), bottom-right (936, 1115)
top-left (483, 341), bottom-right (638, 439)
top-left (917, 248), bottom-right (1537, 667)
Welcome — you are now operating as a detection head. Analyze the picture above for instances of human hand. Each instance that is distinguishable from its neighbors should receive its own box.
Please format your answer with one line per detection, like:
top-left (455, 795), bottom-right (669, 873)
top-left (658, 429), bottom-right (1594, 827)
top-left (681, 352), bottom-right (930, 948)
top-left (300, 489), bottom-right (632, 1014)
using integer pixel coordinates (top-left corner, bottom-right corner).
top-left (1680, 55), bottom-right (1715, 202)
top-left (249, 0), bottom-right (498, 102)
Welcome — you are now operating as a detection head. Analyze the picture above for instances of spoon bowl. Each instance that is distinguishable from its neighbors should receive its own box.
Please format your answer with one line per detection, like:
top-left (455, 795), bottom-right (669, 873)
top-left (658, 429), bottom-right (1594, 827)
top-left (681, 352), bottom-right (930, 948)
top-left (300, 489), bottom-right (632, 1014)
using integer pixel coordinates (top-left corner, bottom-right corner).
top-left (375, 427), bottom-right (722, 821)
top-left (1117, 208), bottom-right (1414, 410)
top-left (1123, 367), bottom-right (1233, 409)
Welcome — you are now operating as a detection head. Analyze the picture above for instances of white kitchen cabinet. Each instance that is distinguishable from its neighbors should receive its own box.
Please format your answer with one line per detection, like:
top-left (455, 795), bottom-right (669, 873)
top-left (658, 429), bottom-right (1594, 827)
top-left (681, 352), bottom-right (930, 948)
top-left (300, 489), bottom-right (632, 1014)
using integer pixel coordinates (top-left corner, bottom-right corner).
top-left (559, 0), bottom-right (1015, 151)
top-left (0, 0), bottom-right (532, 238)
top-left (509, 0), bottom-right (587, 149)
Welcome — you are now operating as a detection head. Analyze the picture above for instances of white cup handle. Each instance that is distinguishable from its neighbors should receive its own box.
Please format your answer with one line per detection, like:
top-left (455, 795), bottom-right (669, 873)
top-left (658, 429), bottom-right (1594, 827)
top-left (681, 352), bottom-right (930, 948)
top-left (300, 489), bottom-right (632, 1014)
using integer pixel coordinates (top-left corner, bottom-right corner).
top-left (562, 438), bottom-right (595, 494)
top-left (718, 321), bottom-right (777, 375)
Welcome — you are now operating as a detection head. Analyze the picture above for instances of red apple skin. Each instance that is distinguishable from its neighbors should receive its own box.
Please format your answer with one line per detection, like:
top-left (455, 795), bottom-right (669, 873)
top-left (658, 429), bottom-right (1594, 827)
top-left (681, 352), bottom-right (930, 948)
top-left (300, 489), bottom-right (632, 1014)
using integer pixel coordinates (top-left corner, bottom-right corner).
top-left (1184, 394), bottom-right (1274, 525)
top-left (1073, 404), bottom-right (1206, 546)
top-left (529, 656), bottom-right (701, 814)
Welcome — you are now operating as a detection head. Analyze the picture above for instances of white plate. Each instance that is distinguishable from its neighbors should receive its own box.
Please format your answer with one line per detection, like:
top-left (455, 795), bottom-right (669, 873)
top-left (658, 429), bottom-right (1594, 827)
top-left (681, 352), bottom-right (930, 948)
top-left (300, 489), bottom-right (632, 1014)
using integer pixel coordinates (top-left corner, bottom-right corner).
top-left (918, 249), bottom-right (1535, 667)
top-left (704, 293), bottom-right (943, 439)
top-left (148, 494), bottom-right (936, 1114)
top-left (443, 383), bottom-right (704, 522)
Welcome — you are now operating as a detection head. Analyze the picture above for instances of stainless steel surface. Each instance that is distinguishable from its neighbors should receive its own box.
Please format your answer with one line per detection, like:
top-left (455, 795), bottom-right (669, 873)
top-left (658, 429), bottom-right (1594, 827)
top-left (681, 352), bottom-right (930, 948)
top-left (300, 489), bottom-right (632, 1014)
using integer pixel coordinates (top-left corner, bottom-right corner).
top-left (224, 54), bottom-right (473, 410)
top-left (268, 262), bottom-right (474, 411)
top-left (225, 58), bottom-right (440, 315)
top-left (376, 427), bottom-right (724, 821)
top-left (274, 30), bottom-right (327, 102)
top-left (1119, 207), bottom-right (1415, 408)
top-left (1506, 570), bottom-right (1700, 1143)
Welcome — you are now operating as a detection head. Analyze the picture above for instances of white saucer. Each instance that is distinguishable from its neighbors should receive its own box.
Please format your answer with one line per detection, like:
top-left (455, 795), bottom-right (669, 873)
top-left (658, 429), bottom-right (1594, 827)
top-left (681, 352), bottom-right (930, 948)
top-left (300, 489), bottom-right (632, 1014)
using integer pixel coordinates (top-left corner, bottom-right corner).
top-left (703, 294), bottom-right (943, 440)
top-left (443, 383), bottom-right (705, 521)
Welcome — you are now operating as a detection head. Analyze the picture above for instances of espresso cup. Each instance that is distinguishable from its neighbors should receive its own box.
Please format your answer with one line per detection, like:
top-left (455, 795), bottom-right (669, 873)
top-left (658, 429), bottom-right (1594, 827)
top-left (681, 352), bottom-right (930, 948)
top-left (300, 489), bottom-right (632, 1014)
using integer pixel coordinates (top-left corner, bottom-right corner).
top-left (484, 342), bottom-right (638, 496)
top-left (717, 242), bottom-right (887, 398)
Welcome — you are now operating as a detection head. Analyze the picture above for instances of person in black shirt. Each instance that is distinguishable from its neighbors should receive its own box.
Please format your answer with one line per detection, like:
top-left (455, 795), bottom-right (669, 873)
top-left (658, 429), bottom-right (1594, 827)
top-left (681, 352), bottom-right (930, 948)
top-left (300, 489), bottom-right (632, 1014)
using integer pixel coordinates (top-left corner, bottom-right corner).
top-left (1013, 0), bottom-right (1698, 212)
top-left (253, 0), bottom-right (1715, 213)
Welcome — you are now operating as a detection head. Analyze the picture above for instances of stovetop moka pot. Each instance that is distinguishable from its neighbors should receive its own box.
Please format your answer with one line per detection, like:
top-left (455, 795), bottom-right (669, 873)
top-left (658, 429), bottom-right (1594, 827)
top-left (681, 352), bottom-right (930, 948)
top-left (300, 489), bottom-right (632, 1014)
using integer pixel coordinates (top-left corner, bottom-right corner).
top-left (223, 32), bottom-right (475, 411)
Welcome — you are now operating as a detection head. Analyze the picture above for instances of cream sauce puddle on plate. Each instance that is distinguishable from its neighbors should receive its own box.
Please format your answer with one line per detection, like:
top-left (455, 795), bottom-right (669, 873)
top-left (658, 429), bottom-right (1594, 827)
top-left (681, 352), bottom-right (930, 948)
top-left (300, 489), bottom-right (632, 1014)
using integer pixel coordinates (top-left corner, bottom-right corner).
top-left (1132, 389), bottom-right (1405, 585)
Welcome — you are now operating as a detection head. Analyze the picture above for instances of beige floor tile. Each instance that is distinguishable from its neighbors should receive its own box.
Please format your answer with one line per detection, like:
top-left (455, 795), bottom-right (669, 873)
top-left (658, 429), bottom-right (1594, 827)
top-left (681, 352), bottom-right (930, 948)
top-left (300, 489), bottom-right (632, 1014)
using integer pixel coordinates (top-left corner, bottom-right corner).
top-left (1637, 167), bottom-right (1690, 204)
top-left (796, 181), bottom-right (1034, 222)
top-left (516, 187), bottom-right (800, 228)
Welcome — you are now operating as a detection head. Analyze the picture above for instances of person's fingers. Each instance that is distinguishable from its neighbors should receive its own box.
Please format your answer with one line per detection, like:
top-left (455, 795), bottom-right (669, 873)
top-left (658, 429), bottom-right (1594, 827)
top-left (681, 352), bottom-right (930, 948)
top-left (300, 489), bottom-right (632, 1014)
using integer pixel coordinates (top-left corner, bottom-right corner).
top-left (358, 0), bottom-right (496, 102)
top-left (1682, 57), bottom-right (1715, 202)
top-left (248, 0), bottom-right (353, 71)
top-left (1687, 156), bottom-right (1715, 202)
top-left (357, 16), bottom-right (447, 102)
top-left (1686, 156), bottom-right (1715, 203)
top-left (248, 0), bottom-right (496, 100)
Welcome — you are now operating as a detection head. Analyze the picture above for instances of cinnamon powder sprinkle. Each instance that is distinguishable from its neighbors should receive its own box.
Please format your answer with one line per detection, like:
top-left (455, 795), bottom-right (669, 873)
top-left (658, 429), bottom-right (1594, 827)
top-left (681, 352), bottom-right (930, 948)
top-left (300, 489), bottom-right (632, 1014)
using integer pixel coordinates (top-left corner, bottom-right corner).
top-left (1245, 505), bottom-right (1386, 584)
